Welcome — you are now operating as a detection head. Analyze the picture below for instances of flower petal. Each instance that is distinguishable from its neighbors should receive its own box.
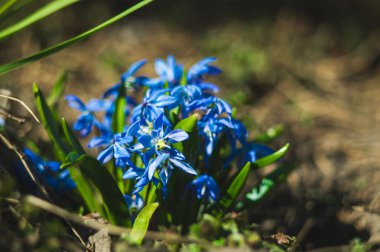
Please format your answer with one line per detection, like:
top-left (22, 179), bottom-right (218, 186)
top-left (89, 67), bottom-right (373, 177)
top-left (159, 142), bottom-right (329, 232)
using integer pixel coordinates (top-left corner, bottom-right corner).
top-left (169, 158), bottom-right (197, 175)
top-left (97, 146), bottom-right (113, 164)
top-left (65, 95), bottom-right (86, 111)
top-left (165, 129), bottom-right (188, 143)
top-left (148, 153), bottom-right (169, 180)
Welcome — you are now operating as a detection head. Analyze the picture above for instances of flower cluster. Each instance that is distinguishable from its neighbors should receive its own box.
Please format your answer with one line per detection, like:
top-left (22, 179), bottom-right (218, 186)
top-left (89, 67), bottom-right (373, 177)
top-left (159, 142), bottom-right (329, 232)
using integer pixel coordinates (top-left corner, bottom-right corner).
top-left (66, 55), bottom-right (273, 213)
top-left (23, 148), bottom-right (76, 192)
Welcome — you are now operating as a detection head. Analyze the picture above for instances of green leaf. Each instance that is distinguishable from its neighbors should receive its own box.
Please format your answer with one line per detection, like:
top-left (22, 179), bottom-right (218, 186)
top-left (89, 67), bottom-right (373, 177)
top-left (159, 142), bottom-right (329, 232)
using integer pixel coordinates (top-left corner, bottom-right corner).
top-left (0, 0), bottom-right (18, 16)
top-left (75, 154), bottom-right (131, 226)
top-left (252, 143), bottom-right (289, 169)
top-left (68, 158), bottom-right (103, 214)
top-left (0, 0), bottom-right (79, 40)
top-left (173, 114), bottom-right (199, 152)
top-left (220, 162), bottom-right (251, 209)
top-left (33, 83), bottom-right (70, 160)
top-left (245, 164), bottom-right (295, 203)
top-left (129, 202), bottom-right (159, 245)
top-left (47, 70), bottom-right (67, 108)
top-left (112, 84), bottom-right (126, 133)
top-left (61, 118), bottom-right (85, 154)
top-left (0, 0), bottom-right (154, 75)
top-left (174, 113), bottom-right (199, 132)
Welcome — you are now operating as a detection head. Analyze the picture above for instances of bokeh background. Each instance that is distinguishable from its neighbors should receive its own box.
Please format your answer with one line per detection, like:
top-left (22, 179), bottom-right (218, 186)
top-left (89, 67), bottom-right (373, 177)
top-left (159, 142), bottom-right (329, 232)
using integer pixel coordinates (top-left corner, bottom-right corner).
top-left (1, 0), bottom-right (379, 250)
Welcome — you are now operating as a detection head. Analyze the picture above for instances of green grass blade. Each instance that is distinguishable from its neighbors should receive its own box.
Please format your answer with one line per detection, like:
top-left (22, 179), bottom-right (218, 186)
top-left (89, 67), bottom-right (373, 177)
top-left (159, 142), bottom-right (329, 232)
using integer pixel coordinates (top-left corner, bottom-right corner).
top-left (0, 0), bottom-right (18, 16)
top-left (112, 85), bottom-right (126, 133)
top-left (252, 143), bottom-right (289, 169)
top-left (61, 118), bottom-right (85, 154)
top-left (245, 164), bottom-right (295, 203)
top-left (129, 202), bottom-right (159, 245)
top-left (173, 114), bottom-right (199, 152)
top-left (220, 162), bottom-right (251, 209)
top-left (47, 70), bottom-right (67, 108)
top-left (0, 0), bottom-right (154, 75)
top-left (68, 162), bottom-right (103, 214)
top-left (76, 154), bottom-right (131, 226)
top-left (33, 83), bottom-right (70, 160)
top-left (0, 0), bottom-right (79, 40)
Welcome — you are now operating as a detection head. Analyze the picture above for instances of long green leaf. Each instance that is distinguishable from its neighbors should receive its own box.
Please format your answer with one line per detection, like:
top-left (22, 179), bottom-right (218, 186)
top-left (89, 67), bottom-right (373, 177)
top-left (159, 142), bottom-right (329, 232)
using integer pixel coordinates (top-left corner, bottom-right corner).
top-left (68, 161), bottom-right (103, 214)
top-left (47, 70), bottom-right (67, 108)
top-left (252, 143), bottom-right (289, 169)
top-left (112, 85), bottom-right (126, 133)
top-left (61, 118), bottom-right (85, 154)
top-left (173, 114), bottom-right (199, 152)
top-left (33, 83), bottom-right (70, 160)
top-left (0, 0), bottom-right (18, 16)
top-left (0, 0), bottom-right (154, 75)
top-left (76, 154), bottom-right (131, 226)
top-left (0, 0), bottom-right (79, 40)
top-left (129, 202), bottom-right (159, 245)
top-left (245, 164), bottom-right (295, 203)
top-left (220, 162), bottom-right (251, 209)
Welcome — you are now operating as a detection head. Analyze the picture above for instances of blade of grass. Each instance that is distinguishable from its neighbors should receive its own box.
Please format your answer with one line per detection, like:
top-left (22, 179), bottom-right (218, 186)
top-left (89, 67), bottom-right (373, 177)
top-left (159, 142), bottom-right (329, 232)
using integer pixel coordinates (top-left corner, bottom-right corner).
top-left (76, 154), bottom-right (131, 226)
top-left (0, 0), bottom-right (79, 40)
top-left (0, 0), bottom-right (154, 75)
top-left (220, 162), bottom-right (251, 209)
top-left (0, 0), bottom-right (18, 16)
top-left (61, 118), bottom-right (85, 154)
top-left (33, 83), bottom-right (70, 160)
top-left (47, 70), bottom-right (67, 108)
top-left (252, 143), bottom-right (289, 169)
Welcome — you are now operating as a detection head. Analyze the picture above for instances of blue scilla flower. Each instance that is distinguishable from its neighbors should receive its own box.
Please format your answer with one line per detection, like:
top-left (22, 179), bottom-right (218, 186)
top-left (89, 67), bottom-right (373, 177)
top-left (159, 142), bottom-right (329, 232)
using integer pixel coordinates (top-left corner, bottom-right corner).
top-left (131, 89), bottom-right (177, 123)
top-left (23, 148), bottom-right (76, 192)
top-left (103, 59), bottom-right (148, 98)
top-left (90, 126), bottom-right (135, 168)
top-left (143, 55), bottom-right (183, 88)
top-left (170, 85), bottom-right (202, 118)
top-left (188, 96), bottom-right (232, 116)
top-left (132, 114), bottom-right (197, 190)
top-left (122, 154), bottom-right (161, 192)
top-left (197, 110), bottom-right (234, 157)
top-left (187, 57), bottom-right (221, 93)
top-left (227, 118), bottom-right (249, 150)
top-left (124, 193), bottom-right (144, 218)
top-left (191, 175), bottom-right (220, 203)
top-left (187, 57), bottom-right (221, 83)
top-left (65, 95), bottom-right (111, 136)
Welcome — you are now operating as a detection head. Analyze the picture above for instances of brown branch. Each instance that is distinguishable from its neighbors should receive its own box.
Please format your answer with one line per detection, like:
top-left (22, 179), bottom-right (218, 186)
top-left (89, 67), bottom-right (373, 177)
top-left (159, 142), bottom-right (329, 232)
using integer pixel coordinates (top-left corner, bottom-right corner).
top-left (24, 195), bottom-right (210, 246)
top-left (0, 94), bottom-right (40, 123)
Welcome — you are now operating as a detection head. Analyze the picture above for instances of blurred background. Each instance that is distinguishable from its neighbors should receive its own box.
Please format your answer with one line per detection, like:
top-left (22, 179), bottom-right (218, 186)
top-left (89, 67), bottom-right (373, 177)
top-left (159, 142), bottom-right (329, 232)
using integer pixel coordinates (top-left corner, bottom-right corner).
top-left (1, 0), bottom-right (379, 250)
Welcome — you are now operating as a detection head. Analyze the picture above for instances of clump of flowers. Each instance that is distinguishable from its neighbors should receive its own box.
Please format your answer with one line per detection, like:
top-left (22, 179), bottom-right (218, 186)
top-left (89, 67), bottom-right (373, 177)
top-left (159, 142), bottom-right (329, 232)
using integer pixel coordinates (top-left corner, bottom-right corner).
top-left (25, 55), bottom-right (289, 243)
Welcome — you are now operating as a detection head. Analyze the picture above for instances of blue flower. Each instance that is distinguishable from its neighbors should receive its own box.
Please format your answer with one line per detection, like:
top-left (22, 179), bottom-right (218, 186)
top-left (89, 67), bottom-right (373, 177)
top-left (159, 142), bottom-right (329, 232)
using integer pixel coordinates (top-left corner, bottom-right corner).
top-left (103, 59), bottom-right (148, 98)
top-left (144, 55), bottom-right (183, 88)
top-left (91, 126), bottom-right (135, 167)
top-left (170, 85), bottom-right (202, 117)
top-left (188, 96), bottom-right (232, 116)
top-left (65, 95), bottom-right (110, 136)
top-left (132, 114), bottom-right (197, 190)
top-left (23, 148), bottom-right (76, 192)
top-left (191, 175), bottom-right (220, 203)
top-left (131, 89), bottom-right (177, 122)
top-left (187, 57), bottom-right (221, 83)
top-left (197, 110), bottom-right (234, 158)
top-left (124, 193), bottom-right (144, 218)
top-left (187, 57), bottom-right (221, 93)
